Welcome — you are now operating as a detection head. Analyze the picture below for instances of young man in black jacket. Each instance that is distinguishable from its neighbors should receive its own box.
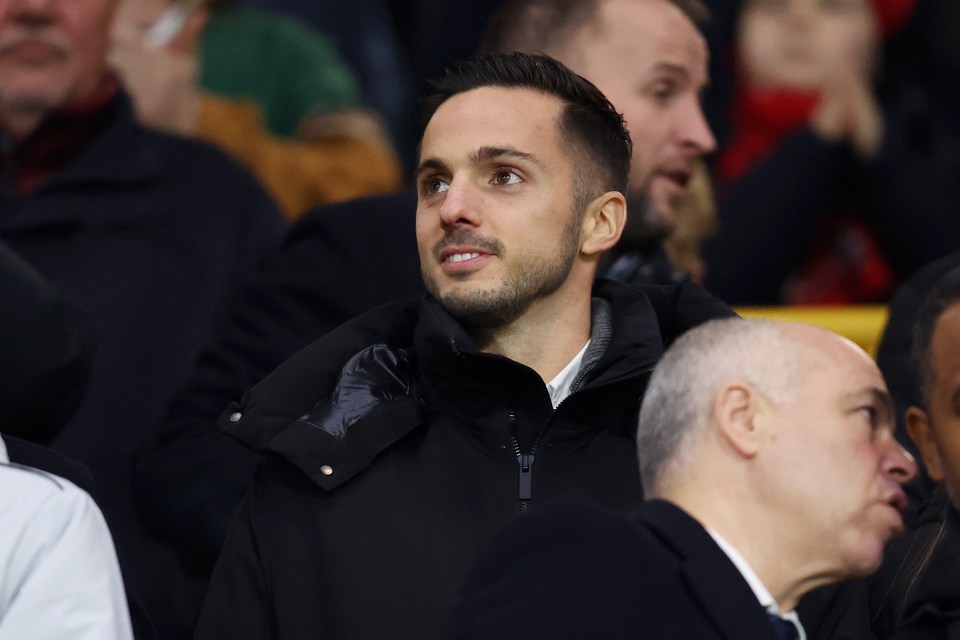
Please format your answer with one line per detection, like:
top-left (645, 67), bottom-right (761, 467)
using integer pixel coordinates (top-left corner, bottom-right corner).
top-left (194, 52), bottom-right (733, 640)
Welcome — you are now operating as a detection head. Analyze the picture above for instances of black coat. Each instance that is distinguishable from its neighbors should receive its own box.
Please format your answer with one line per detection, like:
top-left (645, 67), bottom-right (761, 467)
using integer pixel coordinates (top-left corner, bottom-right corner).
top-left (450, 499), bottom-right (783, 640)
top-left (194, 279), bottom-right (734, 640)
top-left (0, 241), bottom-right (94, 441)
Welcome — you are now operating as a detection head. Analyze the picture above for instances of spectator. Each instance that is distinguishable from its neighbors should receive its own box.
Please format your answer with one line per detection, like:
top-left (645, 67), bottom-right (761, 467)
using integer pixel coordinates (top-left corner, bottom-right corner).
top-left (451, 318), bottom-right (916, 640)
top-left (481, 0), bottom-right (717, 285)
top-left (876, 252), bottom-right (960, 509)
top-left (110, 0), bottom-right (403, 219)
top-left (193, 52), bottom-right (733, 640)
top-left (870, 264), bottom-right (960, 638)
top-left (701, 0), bottom-right (942, 305)
top-left (135, 0), bottom-right (723, 579)
top-left (0, 0), bottom-right (283, 635)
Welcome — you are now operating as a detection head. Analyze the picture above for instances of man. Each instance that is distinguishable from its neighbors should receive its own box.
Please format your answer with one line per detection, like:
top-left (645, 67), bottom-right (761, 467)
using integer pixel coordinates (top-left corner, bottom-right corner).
top-left (193, 52), bottom-right (732, 639)
top-left (451, 317), bottom-right (916, 640)
top-left (0, 434), bottom-right (133, 640)
top-left (481, 0), bottom-right (716, 283)
top-left (0, 0), bottom-right (282, 635)
top-left (137, 0), bottom-right (719, 571)
top-left (870, 264), bottom-right (960, 638)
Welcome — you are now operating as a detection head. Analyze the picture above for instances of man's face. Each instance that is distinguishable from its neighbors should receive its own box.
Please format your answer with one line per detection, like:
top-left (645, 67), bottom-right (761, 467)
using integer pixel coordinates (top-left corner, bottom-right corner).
top-left (909, 304), bottom-right (960, 505)
top-left (0, 0), bottom-right (116, 119)
top-left (738, 0), bottom-right (878, 90)
top-left (415, 87), bottom-right (584, 328)
top-left (560, 0), bottom-right (715, 242)
top-left (764, 329), bottom-right (916, 577)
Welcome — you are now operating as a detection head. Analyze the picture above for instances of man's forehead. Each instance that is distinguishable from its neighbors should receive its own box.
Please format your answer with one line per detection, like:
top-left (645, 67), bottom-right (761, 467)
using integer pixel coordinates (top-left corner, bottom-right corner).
top-left (572, 0), bottom-right (709, 76)
top-left (419, 87), bottom-right (564, 159)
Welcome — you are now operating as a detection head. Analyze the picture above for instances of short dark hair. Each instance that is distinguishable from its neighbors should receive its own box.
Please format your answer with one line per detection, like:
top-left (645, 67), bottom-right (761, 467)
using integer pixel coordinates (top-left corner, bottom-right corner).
top-left (912, 264), bottom-right (960, 406)
top-left (478, 0), bottom-right (710, 57)
top-left (419, 52), bottom-right (632, 206)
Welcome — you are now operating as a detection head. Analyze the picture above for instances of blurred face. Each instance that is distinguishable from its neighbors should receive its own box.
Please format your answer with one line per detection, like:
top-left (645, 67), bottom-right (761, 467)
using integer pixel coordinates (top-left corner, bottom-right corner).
top-left (908, 304), bottom-right (960, 506)
top-left (415, 87), bottom-right (584, 328)
top-left (561, 0), bottom-right (715, 241)
top-left (738, 0), bottom-right (879, 89)
top-left (0, 0), bottom-right (116, 122)
top-left (764, 329), bottom-right (916, 577)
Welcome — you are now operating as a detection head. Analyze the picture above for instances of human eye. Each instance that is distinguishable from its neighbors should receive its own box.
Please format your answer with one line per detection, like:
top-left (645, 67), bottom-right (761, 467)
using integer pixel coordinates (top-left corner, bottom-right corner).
top-left (419, 175), bottom-right (449, 196)
top-left (492, 168), bottom-right (522, 186)
top-left (646, 78), bottom-right (680, 102)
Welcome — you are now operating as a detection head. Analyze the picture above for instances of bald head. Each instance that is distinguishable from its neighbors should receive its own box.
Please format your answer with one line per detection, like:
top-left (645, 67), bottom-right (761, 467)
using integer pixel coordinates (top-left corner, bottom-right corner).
top-left (638, 318), bottom-right (885, 492)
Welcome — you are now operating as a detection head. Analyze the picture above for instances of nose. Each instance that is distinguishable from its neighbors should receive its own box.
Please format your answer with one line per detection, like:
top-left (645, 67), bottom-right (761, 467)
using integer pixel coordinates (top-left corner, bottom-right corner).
top-left (883, 439), bottom-right (918, 485)
top-left (679, 99), bottom-right (717, 156)
top-left (437, 179), bottom-right (482, 229)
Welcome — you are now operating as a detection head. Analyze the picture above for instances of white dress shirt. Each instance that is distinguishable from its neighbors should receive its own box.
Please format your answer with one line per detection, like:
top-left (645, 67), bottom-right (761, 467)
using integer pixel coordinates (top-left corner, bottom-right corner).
top-left (545, 340), bottom-right (591, 408)
top-left (707, 529), bottom-right (806, 640)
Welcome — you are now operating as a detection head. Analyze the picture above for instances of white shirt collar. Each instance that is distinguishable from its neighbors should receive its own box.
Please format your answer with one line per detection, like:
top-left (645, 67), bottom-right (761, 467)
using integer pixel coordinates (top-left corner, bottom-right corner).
top-left (545, 340), bottom-right (590, 409)
top-left (0, 434), bottom-right (8, 463)
top-left (706, 529), bottom-right (806, 640)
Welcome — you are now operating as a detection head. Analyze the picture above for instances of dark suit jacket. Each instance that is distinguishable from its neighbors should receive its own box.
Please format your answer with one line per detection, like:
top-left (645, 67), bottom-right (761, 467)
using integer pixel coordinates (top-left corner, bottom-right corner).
top-left (449, 500), bottom-right (782, 640)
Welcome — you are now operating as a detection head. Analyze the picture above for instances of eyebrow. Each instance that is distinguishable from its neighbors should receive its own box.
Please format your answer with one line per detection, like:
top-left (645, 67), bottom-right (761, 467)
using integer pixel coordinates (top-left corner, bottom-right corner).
top-left (473, 145), bottom-right (544, 168)
top-left (413, 158), bottom-right (447, 181)
top-left (414, 145), bottom-right (545, 181)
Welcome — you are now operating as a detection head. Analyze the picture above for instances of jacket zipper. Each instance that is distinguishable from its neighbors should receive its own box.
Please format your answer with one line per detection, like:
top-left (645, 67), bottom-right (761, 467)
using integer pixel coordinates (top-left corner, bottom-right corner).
top-left (508, 410), bottom-right (544, 513)
top-left (508, 365), bottom-right (656, 513)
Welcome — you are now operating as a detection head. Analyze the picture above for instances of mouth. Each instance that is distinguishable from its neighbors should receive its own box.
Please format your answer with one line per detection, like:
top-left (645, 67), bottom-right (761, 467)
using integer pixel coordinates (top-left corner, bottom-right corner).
top-left (653, 167), bottom-right (692, 199)
top-left (437, 247), bottom-right (493, 273)
top-left (0, 39), bottom-right (67, 64)
top-left (882, 490), bottom-right (909, 533)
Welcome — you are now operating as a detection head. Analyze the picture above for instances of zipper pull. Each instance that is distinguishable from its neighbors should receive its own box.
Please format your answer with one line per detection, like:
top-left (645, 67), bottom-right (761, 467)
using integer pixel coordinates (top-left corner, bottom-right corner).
top-left (518, 453), bottom-right (534, 500)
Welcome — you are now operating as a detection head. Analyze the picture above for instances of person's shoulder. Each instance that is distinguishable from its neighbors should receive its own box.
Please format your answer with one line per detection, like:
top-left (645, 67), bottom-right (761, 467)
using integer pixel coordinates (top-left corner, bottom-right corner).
top-left (0, 461), bottom-right (95, 523)
top-left (598, 278), bottom-right (736, 337)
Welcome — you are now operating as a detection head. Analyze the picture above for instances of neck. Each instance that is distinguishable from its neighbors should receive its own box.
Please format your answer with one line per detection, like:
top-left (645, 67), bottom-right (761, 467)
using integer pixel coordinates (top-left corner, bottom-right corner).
top-left (471, 285), bottom-right (592, 383)
top-left (662, 473), bottom-right (830, 612)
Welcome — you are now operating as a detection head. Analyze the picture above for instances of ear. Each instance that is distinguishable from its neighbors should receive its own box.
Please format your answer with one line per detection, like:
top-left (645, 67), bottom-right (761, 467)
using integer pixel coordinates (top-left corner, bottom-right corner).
top-left (712, 380), bottom-right (763, 458)
top-left (906, 406), bottom-right (944, 482)
top-left (579, 191), bottom-right (626, 257)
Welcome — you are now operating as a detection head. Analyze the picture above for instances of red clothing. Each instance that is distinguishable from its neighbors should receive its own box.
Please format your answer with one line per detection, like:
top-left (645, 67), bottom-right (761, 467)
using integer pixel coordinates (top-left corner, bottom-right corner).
top-left (1, 74), bottom-right (119, 198)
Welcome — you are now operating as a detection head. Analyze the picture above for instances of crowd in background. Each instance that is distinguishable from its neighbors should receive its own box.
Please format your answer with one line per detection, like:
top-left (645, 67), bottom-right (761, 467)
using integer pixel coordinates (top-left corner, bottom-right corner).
top-left (2, 0), bottom-right (960, 638)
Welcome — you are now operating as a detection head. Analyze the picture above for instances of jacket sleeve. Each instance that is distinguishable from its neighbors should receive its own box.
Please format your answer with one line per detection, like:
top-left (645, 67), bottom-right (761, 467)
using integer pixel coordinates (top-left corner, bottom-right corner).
top-left (702, 129), bottom-right (849, 305)
top-left (0, 241), bottom-right (95, 443)
top-left (194, 487), bottom-right (275, 640)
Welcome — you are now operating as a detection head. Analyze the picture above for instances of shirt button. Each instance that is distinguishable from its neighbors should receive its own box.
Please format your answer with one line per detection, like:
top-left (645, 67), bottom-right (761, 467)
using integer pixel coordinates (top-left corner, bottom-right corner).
top-left (228, 412), bottom-right (242, 423)
top-left (320, 465), bottom-right (334, 476)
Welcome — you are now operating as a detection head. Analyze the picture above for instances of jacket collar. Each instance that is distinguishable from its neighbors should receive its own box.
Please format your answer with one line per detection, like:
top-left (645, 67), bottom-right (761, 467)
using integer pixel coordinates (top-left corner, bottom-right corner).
top-left (222, 280), bottom-right (668, 489)
top-left (414, 279), bottom-right (667, 430)
top-left (638, 500), bottom-right (782, 640)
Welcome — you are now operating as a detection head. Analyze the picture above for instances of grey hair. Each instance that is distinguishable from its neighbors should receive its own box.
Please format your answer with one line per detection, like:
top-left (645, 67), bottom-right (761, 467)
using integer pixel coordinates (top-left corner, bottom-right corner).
top-left (638, 318), bottom-right (801, 493)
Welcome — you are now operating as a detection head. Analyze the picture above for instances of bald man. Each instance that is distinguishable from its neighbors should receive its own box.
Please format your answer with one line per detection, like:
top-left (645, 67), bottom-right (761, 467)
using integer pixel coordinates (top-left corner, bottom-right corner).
top-left (451, 318), bottom-right (916, 640)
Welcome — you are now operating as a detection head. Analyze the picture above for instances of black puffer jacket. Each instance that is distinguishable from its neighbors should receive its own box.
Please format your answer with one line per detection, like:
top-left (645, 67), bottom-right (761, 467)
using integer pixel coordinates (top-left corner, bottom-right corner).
top-left (195, 279), bottom-right (733, 640)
